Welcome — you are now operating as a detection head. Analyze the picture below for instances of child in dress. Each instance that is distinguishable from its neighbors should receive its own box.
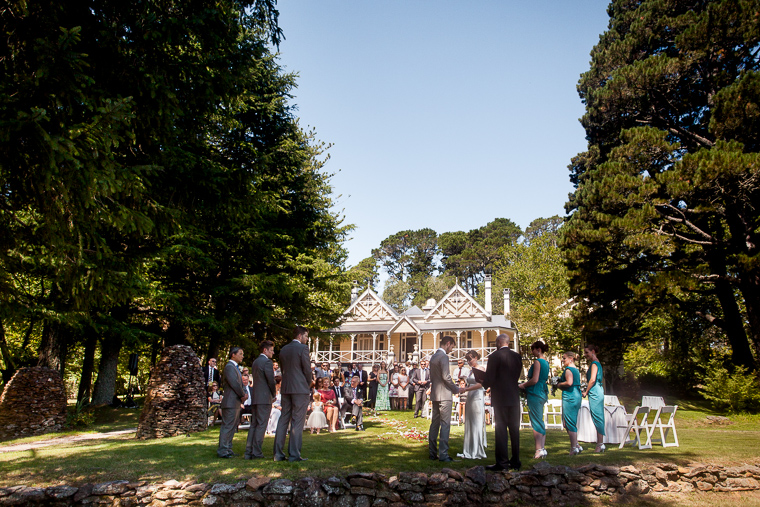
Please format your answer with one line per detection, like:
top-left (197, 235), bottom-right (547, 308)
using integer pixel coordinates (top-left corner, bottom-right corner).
top-left (306, 392), bottom-right (328, 434)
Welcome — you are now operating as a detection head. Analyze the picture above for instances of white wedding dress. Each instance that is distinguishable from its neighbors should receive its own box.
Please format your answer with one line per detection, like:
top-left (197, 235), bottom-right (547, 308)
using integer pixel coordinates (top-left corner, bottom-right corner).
top-left (458, 372), bottom-right (487, 459)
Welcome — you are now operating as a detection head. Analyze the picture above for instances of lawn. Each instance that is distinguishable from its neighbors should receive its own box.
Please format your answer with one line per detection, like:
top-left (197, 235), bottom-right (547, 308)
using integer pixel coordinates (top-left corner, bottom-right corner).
top-left (1, 398), bottom-right (759, 492)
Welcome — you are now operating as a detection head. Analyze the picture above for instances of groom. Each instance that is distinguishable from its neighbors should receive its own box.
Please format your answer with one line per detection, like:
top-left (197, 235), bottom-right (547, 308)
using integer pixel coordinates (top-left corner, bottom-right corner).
top-left (428, 335), bottom-right (461, 462)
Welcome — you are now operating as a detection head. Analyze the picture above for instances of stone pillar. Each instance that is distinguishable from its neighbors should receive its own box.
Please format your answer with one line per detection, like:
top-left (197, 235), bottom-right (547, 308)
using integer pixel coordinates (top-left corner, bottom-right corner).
top-left (0, 367), bottom-right (67, 440)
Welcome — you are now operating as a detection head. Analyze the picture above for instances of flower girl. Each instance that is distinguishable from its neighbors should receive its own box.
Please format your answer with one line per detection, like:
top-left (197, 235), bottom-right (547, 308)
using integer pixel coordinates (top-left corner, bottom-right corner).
top-left (306, 392), bottom-right (328, 434)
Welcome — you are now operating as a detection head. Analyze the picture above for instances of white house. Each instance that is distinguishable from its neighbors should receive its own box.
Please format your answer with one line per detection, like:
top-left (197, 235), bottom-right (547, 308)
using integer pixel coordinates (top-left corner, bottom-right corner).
top-left (313, 275), bottom-right (518, 366)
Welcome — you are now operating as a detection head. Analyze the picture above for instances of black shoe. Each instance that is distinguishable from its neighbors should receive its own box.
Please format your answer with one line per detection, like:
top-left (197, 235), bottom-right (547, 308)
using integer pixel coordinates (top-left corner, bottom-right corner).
top-left (244, 455), bottom-right (263, 460)
top-left (289, 457), bottom-right (308, 462)
top-left (358, 425), bottom-right (365, 431)
top-left (510, 464), bottom-right (522, 471)
top-left (486, 464), bottom-right (505, 471)
top-left (429, 456), bottom-right (438, 461)
top-left (439, 457), bottom-right (459, 462)
top-left (218, 454), bottom-right (233, 459)
top-left (273, 457), bottom-right (287, 462)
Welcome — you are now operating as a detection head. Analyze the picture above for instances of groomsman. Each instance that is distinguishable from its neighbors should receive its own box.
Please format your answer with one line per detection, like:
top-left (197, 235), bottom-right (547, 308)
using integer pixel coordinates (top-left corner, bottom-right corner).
top-left (217, 347), bottom-right (247, 458)
top-left (274, 326), bottom-right (312, 462)
top-left (407, 362), bottom-right (419, 410)
top-left (245, 340), bottom-right (276, 460)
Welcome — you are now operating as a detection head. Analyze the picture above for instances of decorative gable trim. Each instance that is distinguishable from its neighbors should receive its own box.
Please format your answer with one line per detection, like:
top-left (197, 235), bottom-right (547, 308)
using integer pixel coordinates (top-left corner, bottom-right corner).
top-left (343, 289), bottom-right (398, 322)
top-left (424, 283), bottom-right (489, 321)
top-left (386, 316), bottom-right (420, 335)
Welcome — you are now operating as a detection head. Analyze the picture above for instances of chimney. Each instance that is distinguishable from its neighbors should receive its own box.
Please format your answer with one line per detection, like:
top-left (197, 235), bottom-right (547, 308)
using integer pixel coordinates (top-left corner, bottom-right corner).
top-left (351, 280), bottom-right (359, 304)
top-left (484, 275), bottom-right (492, 314)
top-left (503, 288), bottom-right (511, 317)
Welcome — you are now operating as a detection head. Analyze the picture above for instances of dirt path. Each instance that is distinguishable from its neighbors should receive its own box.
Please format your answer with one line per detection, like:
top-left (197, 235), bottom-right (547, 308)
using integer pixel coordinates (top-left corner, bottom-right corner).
top-left (0, 428), bottom-right (136, 453)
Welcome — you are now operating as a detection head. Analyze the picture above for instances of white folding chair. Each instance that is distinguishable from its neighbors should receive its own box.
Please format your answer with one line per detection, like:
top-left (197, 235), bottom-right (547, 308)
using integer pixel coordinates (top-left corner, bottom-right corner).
top-left (520, 402), bottom-right (532, 429)
top-left (641, 396), bottom-right (665, 410)
top-left (451, 401), bottom-right (460, 426)
top-left (618, 406), bottom-right (652, 450)
top-left (544, 399), bottom-right (563, 430)
top-left (648, 405), bottom-right (679, 447)
top-left (604, 395), bottom-right (621, 406)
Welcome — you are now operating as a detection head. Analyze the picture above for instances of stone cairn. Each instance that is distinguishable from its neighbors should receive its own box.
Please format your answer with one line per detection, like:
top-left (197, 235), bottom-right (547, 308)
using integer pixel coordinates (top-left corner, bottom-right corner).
top-left (0, 366), bottom-right (67, 441)
top-left (1, 462), bottom-right (759, 506)
top-left (136, 345), bottom-right (206, 439)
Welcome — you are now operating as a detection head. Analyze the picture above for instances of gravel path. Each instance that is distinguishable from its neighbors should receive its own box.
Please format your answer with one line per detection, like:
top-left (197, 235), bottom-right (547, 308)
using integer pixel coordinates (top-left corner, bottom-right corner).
top-left (0, 428), bottom-right (137, 453)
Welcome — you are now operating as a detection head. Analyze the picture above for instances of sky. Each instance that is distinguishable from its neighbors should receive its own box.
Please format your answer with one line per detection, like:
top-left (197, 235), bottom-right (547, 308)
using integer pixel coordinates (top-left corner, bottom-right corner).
top-left (275, 1), bottom-right (612, 269)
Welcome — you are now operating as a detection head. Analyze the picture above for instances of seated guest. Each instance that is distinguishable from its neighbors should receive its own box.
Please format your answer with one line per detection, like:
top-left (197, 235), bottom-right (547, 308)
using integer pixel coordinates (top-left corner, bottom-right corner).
top-left (272, 361), bottom-right (282, 380)
top-left (266, 381), bottom-right (282, 435)
top-left (331, 376), bottom-right (347, 427)
top-left (317, 377), bottom-right (339, 432)
top-left (207, 382), bottom-right (222, 422)
top-left (344, 375), bottom-right (365, 431)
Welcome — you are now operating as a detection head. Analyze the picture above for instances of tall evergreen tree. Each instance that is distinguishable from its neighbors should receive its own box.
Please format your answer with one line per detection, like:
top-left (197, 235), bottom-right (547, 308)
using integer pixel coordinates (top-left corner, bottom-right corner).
top-left (563, 0), bottom-right (760, 370)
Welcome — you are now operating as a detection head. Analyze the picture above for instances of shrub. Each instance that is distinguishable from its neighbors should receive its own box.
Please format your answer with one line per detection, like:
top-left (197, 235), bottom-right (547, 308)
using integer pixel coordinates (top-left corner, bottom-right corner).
top-left (66, 400), bottom-right (95, 428)
top-left (700, 359), bottom-right (760, 413)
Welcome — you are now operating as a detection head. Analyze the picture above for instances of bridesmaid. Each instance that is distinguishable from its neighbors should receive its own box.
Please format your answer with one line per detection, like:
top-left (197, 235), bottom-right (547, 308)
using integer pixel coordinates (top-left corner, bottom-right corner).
top-left (582, 344), bottom-right (606, 452)
top-left (519, 341), bottom-right (550, 459)
top-left (557, 351), bottom-right (582, 455)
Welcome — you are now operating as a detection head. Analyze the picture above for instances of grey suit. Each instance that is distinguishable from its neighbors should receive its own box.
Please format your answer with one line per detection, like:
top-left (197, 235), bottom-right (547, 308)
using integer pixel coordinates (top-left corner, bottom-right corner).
top-left (343, 384), bottom-right (364, 427)
top-left (217, 360), bottom-right (245, 457)
top-left (274, 339), bottom-right (312, 461)
top-left (245, 353), bottom-right (276, 459)
top-left (428, 349), bottom-right (459, 460)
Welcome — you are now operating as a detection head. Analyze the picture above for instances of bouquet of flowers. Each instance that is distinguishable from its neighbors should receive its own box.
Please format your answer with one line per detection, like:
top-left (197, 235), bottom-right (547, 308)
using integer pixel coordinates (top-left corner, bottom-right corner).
top-left (549, 375), bottom-right (560, 397)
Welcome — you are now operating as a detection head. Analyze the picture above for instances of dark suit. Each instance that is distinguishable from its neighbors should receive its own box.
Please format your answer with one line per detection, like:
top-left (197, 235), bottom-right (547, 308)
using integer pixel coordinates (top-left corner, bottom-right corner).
top-left (407, 367), bottom-right (418, 408)
top-left (343, 384), bottom-right (364, 427)
top-left (245, 353), bottom-right (276, 459)
top-left (274, 339), bottom-right (312, 461)
top-left (411, 367), bottom-right (430, 417)
top-left (482, 345), bottom-right (522, 469)
top-left (349, 369), bottom-right (368, 398)
top-left (204, 365), bottom-right (221, 386)
top-left (217, 360), bottom-right (245, 457)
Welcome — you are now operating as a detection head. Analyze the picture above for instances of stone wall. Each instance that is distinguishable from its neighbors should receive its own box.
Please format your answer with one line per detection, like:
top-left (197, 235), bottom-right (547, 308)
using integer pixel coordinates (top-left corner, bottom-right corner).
top-left (136, 345), bottom-right (207, 439)
top-left (1, 462), bottom-right (758, 506)
top-left (0, 367), bottom-right (67, 441)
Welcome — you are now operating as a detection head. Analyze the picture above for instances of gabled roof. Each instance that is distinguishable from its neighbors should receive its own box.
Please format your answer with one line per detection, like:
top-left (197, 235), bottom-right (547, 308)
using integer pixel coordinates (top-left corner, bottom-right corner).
top-left (386, 315), bottom-right (421, 335)
top-left (343, 288), bottom-right (398, 322)
top-left (403, 306), bottom-right (424, 316)
top-left (424, 283), bottom-right (490, 322)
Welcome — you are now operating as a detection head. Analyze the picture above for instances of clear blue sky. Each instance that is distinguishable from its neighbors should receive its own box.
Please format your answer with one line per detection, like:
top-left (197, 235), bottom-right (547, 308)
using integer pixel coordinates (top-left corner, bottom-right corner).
top-left (276, 1), bottom-right (612, 268)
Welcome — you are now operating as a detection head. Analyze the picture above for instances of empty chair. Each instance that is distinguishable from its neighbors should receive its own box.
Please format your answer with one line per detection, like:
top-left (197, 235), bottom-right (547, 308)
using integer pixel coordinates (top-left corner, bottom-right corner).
top-left (648, 405), bottom-right (679, 447)
top-left (544, 399), bottom-right (563, 430)
top-left (641, 396), bottom-right (665, 410)
top-left (618, 406), bottom-right (652, 450)
top-left (520, 402), bottom-right (532, 429)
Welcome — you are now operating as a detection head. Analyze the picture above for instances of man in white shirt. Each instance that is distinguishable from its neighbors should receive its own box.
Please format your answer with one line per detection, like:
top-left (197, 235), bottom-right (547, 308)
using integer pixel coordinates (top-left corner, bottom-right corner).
top-left (454, 359), bottom-right (470, 381)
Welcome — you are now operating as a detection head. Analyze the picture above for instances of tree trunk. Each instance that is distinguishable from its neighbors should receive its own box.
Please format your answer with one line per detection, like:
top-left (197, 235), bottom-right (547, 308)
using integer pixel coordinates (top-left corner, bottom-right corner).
top-left (738, 278), bottom-right (760, 370)
top-left (77, 327), bottom-right (97, 404)
top-left (713, 279), bottom-right (755, 371)
top-left (37, 321), bottom-right (63, 373)
top-left (91, 334), bottom-right (124, 405)
top-left (0, 320), bottom-right (16, 383)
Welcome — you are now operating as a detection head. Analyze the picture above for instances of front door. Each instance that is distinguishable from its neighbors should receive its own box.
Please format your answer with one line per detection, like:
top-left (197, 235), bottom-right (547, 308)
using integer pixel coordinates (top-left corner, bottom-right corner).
top-left (402, 335), bottom-right (416, 362)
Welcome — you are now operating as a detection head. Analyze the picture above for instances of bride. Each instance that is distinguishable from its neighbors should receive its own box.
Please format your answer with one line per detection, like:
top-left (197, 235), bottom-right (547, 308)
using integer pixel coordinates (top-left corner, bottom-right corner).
top-left (457, 350), bottom-right (487, 459)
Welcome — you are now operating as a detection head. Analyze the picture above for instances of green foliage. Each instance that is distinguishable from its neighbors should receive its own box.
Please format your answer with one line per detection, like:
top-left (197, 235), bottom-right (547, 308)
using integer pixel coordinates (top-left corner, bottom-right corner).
top-left (66, 400), bottom-right (95, 429)
top-left (563, 0), bottom-right (760, 372)
top-left (701, 358), bottom-right (760, 413)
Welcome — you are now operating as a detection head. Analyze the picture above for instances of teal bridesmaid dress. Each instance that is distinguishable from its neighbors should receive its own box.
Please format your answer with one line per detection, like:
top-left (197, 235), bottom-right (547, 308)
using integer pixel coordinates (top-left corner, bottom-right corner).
top-left (586, 361), bottom-right (605, 436)
top-left (525, 358), bottom-right (549, 435)
top-left (561, 366), bottom-right (581, 432)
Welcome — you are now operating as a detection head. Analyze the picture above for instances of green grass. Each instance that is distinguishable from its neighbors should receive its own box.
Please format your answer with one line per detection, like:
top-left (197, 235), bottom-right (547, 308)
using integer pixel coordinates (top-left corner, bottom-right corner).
top-left (1, 402), bottom-right (759, 488)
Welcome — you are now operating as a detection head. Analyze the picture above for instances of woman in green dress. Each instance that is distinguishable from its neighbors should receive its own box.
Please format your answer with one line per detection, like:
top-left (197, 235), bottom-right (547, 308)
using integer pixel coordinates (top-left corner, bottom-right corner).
top-left (376, 361), bottom-right (390, 411)
top-left (582, 344), bottom-right (606, 453)
top-left (557, 351), bottom-right (582, 455)
top-left (519, 341), bottom-right (550, 459)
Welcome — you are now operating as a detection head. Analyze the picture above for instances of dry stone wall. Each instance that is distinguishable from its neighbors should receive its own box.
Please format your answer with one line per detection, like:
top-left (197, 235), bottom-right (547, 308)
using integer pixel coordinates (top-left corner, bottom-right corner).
top-left (1, 462), bottom-right (758, 506)
top-left (136, 344), bottom-right (207, 439)
top-left (0, 367), bottom-right (67, 441)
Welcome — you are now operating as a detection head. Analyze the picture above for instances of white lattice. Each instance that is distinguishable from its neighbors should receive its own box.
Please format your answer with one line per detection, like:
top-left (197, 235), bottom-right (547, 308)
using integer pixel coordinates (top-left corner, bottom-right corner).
top-left (425, 285), bottom-right (487, 320)
top-left (346, 291), bottom-right (396, 321)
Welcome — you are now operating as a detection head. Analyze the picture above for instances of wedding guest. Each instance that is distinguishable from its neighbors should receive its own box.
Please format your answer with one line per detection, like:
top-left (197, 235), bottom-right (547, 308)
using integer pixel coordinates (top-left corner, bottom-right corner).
top-left (376, 362), bottom-right (390, 411)
top-left (458, 350), bottom-right (487, 459)
top-left (454, 358), bottom-right (470, 380)
top-left (266, 381), bottom-right (282, 435)
top-left (317, 377), bottom-right (339, 432)
top-left (411, 359), bottom-right (430, 418)
top-left (344, 375), bottom-right (365, 431)
top-left (583, 344), bottom-right (606, 453)
top-left (407, 362), bottom-right (418, 410)
top-left (457, 378), bottom-right (468, 422)
top-left (397, 367), bottom-right (410, 410)
top-left (557, 351), bottom-right (582, 456)
top-left (390, 366), bottom-right (400, 410)
top-left (207, 382), bottom-right (222, 421)
top-left (306, 392), bottom-right (328, 434)
top-left (331, 376), bottom-right (347, 426)
top-left (368, 364), bottom-right (379, 409)
top-left (519, 341), bottom-right (550, 459)
top-left (204, 358), bottom-right (221, 386)
top-left (273, 361), bottom-right (281, 380)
